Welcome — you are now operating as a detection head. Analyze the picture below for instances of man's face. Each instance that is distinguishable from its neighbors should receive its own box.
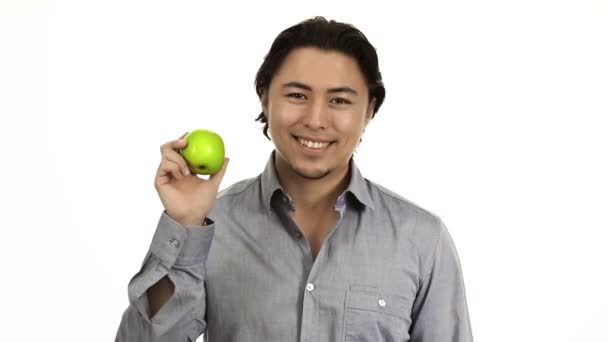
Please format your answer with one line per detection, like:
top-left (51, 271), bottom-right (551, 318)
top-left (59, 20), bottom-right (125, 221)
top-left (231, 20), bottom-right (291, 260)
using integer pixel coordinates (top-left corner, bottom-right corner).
top-left (262, 47), bottom-right (374, 180)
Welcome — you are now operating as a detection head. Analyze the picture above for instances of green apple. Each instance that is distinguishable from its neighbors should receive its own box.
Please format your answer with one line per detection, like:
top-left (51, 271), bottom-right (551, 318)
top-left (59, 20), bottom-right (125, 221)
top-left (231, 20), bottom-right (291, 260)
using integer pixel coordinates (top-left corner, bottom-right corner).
top-left (180, 129), bottom-right (225, 175)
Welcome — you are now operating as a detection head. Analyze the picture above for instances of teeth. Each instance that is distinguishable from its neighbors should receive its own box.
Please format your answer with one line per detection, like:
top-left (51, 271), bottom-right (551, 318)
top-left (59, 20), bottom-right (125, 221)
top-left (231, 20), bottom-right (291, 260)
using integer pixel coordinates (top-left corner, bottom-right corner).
top-left (298, 137), bottom-right (331, 149)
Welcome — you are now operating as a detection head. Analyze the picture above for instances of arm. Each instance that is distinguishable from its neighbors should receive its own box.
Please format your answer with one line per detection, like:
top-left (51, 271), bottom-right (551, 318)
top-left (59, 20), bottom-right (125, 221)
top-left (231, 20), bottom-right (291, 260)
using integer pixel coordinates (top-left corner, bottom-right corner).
top-left (115, 212), bottom-right (215, 341)
top-left (147, 275), bottom-right (175, 318)
top-left (409, 220), bottom-right (474, 341)
top-left (147, 217), bottom-right (211, 317)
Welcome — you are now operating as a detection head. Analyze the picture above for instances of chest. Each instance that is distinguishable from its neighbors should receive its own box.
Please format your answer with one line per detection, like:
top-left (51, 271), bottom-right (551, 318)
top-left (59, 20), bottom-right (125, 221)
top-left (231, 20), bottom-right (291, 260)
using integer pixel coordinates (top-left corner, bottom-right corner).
top-left (203, 212), bottom-right (421, 341)
top-left (292, 210), bottom-right (339, 259)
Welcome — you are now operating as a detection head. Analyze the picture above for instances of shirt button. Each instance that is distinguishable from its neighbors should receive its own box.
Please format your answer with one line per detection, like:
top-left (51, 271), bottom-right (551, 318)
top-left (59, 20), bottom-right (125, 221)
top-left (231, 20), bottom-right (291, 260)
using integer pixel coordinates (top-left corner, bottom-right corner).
top-left (378, 299), bottom-right (386, 307)
top-left (169, 239), bottom-right (180, 248)
top-left (295, 232), bottom-right (303, 239)
top-left (306, 283), bottom-right (315, 292)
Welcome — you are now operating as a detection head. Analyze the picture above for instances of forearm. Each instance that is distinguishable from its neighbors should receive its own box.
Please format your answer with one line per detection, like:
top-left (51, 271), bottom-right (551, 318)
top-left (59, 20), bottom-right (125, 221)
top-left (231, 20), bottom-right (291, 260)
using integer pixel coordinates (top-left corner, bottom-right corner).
top-left (115, 211), bottom-right (216, 340)
top-left (147, 275), bottom-right (175, 318)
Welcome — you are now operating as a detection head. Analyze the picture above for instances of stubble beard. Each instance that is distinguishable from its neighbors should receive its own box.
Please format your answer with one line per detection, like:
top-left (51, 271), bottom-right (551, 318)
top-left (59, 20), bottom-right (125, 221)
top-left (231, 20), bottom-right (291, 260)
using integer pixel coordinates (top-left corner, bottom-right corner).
top-left (291, 163), bottom-right (332, 180)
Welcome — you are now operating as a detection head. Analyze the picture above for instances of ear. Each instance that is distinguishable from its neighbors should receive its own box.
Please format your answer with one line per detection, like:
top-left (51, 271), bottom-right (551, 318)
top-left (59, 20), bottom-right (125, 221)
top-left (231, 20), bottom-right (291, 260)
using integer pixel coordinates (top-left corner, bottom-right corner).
top-left (261, 90), bottom-right (269, 118)
top-left (365, 98), bottom-right (376, 125)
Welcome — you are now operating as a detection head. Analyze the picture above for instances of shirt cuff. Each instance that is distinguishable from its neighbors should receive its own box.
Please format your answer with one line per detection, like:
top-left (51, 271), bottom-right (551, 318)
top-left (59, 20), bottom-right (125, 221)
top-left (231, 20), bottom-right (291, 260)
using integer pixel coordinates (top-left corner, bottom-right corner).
top-left (149, 211), bottom-right (215, 266)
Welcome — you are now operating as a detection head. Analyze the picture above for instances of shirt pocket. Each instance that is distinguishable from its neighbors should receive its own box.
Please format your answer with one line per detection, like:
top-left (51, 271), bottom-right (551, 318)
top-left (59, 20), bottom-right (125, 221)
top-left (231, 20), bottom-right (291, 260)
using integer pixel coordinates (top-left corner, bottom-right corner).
top-left (343, 285), bottom-right (412, 342)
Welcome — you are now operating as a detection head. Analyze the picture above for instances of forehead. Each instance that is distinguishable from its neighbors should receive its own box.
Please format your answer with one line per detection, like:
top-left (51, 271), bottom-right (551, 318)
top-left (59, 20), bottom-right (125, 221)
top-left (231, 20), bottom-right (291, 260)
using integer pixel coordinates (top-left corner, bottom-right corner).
top-left (272, 47), bottom-right (368, 91)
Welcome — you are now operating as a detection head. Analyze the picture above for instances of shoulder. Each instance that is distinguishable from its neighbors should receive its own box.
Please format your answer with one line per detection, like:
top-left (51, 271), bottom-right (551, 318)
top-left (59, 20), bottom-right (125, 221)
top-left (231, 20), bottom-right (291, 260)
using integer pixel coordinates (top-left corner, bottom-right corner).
top-left (367, 179), bottom-right (444, 229)
top-left (207, 175), bottom-right (262, 219)
top-left (366, 179), bottom-right (448, 259)
top-left (217, 175), bottom-right (261, 200)
top-left (206, 174), bottom-right (266, 229)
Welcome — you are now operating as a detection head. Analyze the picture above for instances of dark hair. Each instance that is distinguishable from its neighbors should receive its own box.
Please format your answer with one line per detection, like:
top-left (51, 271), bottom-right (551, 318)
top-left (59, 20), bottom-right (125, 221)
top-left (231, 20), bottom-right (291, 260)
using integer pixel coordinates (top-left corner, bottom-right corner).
top-left (254, 16), bottom-right (386, 140)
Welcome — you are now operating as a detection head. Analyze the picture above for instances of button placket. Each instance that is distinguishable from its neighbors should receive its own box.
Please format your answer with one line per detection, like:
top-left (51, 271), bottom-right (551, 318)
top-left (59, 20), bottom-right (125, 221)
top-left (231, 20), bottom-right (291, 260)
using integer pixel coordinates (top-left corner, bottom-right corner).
top-left (301, 281), bottom-right (317, 342)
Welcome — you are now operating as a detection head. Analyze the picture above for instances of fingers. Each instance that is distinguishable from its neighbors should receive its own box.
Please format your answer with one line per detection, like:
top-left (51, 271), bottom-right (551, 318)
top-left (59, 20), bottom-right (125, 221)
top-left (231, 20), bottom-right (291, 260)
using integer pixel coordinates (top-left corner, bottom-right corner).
top-left (159, 133), bottom-right (190, 175)
top-left (164, 149), bottom-right (190, 176)
top-left (160, 137), bottom-right (188, 154)
top-left (156, 158), bottom-right (187, 184)
top-left (155, 133), bottom-right (192, 185)
top-left (209, 157), bottom-right (230, 186)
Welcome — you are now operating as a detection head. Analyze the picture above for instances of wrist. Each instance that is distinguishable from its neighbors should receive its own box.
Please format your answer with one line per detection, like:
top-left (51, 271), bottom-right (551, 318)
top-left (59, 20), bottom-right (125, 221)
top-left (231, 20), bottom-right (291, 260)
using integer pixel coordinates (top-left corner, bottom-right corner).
top-left (178, 217), bottom-right (206, 226)
top-left (166, 211), bottom-right (206, 226)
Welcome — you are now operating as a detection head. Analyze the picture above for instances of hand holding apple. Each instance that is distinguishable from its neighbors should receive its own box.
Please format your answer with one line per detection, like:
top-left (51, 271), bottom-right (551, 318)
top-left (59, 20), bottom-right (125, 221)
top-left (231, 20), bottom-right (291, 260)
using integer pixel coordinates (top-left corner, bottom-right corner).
top-left (154, 130), bottom-right (229, 226)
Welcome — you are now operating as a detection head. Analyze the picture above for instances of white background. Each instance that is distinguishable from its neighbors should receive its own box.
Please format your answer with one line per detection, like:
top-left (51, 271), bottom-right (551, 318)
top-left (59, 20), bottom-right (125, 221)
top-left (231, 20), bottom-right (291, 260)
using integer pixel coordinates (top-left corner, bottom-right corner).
top-left (1, 0), bottom-right (607, 341)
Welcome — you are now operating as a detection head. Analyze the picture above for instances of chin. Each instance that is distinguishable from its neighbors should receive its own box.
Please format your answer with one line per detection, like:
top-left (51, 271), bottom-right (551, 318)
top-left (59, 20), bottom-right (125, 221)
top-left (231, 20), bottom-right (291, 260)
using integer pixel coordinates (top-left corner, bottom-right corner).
top-left (283, 154), bottom-right (329, 179)
top-left (292, 165), bottom-right (332, 180)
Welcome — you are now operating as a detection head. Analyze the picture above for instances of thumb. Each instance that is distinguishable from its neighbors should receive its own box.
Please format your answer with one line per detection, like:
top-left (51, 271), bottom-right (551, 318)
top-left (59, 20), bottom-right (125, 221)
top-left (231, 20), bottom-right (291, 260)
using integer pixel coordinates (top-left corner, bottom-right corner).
top-left (209, 157), bottom-right (230, 186)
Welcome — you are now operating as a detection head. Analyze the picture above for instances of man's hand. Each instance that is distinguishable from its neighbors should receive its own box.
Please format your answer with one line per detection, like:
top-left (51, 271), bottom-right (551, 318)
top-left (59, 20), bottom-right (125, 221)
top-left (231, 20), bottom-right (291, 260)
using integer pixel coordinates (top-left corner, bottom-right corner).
top-left (154, 132), bottom-right (229, 226)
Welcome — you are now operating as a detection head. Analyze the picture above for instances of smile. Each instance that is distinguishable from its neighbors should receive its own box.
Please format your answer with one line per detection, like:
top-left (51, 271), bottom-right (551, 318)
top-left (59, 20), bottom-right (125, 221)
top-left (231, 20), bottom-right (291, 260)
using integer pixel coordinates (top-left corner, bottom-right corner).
top-left (294, 136), bottom-right (335, 150)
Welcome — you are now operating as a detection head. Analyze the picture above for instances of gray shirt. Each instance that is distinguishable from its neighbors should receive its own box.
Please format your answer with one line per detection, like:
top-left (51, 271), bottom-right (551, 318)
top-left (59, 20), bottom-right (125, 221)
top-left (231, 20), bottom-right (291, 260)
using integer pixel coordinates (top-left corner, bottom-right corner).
top-left (115, 152), bottom-right (473, 341)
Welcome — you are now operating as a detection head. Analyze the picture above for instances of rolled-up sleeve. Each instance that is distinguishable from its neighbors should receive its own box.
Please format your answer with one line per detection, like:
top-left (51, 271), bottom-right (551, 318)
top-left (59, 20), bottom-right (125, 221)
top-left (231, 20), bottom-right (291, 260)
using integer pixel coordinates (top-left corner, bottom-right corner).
top-left (409, 220), bottom-right (474, 342)
top-left (115, 211), bottom-right (215, 341)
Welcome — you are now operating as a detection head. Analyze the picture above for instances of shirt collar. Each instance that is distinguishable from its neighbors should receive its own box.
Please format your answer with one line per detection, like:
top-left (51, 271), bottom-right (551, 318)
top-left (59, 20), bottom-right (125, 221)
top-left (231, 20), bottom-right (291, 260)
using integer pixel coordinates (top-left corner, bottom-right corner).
top-left (260, 151), bottom-right (286, 212)
top-left (260, 151), bottom-right (375, 212)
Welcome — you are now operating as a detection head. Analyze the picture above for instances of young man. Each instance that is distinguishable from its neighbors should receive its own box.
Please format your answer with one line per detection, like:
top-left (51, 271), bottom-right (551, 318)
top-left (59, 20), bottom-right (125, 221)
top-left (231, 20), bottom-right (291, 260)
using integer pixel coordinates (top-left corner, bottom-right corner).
top-left (116, 17), bottom-right (473, 342)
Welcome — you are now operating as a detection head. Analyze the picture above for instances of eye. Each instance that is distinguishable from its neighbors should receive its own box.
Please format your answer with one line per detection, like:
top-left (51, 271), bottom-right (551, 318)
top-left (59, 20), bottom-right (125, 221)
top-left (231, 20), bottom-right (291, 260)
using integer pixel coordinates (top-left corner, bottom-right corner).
top-left (287, 93), bottom-right (307, 100)
top-left (331, 97), bottom-right (352, 105)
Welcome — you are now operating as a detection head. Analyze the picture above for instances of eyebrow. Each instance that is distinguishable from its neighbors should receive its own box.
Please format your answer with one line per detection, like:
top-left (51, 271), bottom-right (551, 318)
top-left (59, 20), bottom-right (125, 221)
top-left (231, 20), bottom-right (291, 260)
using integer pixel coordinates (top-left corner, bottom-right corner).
top-left (282, 82), bottom-right (358, 95)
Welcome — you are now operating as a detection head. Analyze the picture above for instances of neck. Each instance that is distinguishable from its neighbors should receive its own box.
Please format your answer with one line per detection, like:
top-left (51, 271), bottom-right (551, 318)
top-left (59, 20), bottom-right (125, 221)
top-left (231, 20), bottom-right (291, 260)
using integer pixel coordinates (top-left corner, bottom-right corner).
top-left (275, 157), bottom-right (351, 213)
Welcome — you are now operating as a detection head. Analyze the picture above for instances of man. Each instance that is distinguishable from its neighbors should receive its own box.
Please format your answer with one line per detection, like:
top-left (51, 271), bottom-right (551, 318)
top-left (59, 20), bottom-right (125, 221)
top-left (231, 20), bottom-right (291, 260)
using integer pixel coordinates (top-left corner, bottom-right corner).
top-left (116, 17), bottom-right (473, 342)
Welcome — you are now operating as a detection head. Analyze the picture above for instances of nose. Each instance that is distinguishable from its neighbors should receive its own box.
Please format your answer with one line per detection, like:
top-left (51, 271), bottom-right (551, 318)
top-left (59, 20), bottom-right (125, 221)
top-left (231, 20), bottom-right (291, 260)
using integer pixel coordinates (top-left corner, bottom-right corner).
top-left (304, 100), bottom-right (329, 130)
